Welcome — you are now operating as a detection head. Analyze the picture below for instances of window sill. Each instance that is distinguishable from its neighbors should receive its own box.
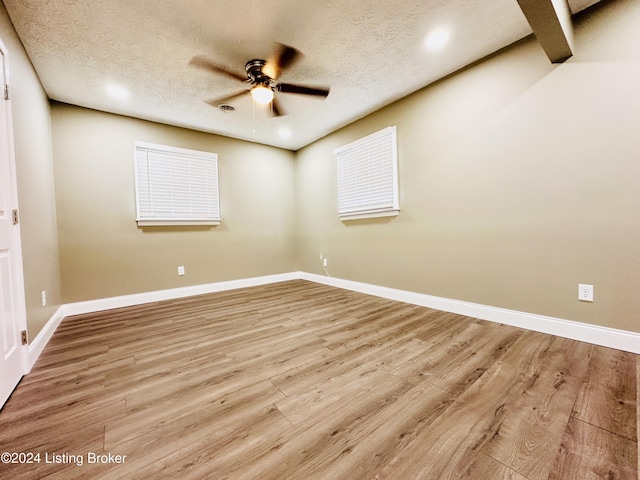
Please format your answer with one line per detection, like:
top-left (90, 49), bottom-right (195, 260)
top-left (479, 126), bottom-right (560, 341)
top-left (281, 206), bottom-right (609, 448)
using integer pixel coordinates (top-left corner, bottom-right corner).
top-left (136, 219), bottom-right (221, 227)
top-left (338, 210), bottom-right (399, 221)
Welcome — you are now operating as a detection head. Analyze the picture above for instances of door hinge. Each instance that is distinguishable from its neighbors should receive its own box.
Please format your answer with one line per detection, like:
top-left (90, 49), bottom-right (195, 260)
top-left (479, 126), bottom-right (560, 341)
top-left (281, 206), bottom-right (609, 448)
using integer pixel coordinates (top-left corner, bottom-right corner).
top-left (3, 84), bottom-right (9, 101)
top-left (21, 330), bottom-right (28, 346)
top-left (12, 209), bottom-right (18, 225)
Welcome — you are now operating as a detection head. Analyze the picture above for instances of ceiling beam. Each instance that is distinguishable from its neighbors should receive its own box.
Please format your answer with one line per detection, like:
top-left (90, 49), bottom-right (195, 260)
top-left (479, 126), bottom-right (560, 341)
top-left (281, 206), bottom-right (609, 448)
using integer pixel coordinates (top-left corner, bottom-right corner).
top-left (517, 0), bottom-right (574, 63)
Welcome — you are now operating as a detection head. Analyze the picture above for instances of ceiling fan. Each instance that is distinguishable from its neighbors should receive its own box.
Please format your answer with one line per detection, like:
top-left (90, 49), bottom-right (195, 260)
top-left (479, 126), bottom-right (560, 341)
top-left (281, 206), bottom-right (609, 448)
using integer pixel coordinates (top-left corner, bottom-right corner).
top-left (189, 43), bottom-right (330, 116)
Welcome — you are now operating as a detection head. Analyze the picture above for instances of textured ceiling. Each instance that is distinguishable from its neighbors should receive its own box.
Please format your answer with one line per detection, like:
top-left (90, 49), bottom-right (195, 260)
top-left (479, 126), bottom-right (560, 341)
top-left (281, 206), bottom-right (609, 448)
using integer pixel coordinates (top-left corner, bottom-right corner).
top-left (4, 0), bottom-right (601, 150)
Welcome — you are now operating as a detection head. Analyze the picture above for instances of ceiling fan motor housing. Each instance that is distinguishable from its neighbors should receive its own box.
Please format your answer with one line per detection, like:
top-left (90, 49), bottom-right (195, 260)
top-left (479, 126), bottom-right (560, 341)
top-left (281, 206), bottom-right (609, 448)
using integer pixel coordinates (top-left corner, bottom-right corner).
top-left (245, 59), bottom-right (272, 86)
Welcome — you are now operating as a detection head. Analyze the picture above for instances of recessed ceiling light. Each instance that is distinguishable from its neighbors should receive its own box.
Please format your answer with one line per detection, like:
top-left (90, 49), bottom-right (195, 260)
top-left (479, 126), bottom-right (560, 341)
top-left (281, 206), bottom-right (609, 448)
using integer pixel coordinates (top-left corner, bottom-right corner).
top-left (105, 83), bottom-right (130, 100)
top-left (424, 28), bottom-right (450, 51)
top-left (278, 127), bottom-right (291, 139)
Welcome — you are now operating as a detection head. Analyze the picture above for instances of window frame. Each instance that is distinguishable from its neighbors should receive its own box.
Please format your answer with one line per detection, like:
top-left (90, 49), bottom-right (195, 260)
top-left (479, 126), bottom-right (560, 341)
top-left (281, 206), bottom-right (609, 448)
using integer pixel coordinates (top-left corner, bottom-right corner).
top-left (334, 125), bottom-right (400, 221)
top-left (133, 141), bottom-right (221, 227)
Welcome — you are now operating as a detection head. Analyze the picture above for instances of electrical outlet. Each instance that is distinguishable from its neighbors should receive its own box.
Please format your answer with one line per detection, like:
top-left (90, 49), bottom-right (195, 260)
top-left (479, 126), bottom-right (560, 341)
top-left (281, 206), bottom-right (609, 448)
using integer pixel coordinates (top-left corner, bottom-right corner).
top-left (41, 290), bottom-right (47, 307)
top-left (323, 258), bottom-right (328, 267)
top-left (177, 266), bottom-right (185, 276)
top-left (578, 284), bottom-right (593, 302)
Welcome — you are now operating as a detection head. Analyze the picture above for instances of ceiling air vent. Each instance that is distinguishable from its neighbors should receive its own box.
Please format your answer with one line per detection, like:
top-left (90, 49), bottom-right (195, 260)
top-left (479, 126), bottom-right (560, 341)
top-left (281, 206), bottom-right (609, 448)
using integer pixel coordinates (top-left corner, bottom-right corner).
top-left (218, 104), bottom-right (236, 112)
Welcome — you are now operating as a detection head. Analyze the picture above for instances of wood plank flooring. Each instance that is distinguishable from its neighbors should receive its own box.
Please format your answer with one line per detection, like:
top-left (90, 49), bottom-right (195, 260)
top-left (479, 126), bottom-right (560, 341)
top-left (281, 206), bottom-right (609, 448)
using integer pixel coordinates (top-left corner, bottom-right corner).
top-left (0, 280), bottom-right (637, 479)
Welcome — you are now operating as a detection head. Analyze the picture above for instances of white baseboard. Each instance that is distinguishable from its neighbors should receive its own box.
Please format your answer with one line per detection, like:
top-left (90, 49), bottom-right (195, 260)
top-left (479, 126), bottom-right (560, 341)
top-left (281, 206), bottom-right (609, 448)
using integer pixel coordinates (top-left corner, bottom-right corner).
top-left (27, 306), bottom-right (65, 372)
top-left (26, 270), bottom-right (639, 374)
top-left (298, 272), bottom-right (640, 354)
top-left (62, 272), bottom-right (300, 316)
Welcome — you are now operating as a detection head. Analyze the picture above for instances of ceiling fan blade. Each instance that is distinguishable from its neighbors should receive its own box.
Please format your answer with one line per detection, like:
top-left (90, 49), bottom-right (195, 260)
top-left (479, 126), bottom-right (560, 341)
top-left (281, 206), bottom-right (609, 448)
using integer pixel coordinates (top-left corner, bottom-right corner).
top-left (277, 83), bottom-right (330, 97)
top-left (205, 90), bottom-right (249, 106)
top-left (189, 55), bottom-right (247, 82)
top-left (265, 43), bottom-right (302, 79)
top-left (275, 43), bottom-right (302, 72)
top-left (271, 97), bottom-right (285, 117)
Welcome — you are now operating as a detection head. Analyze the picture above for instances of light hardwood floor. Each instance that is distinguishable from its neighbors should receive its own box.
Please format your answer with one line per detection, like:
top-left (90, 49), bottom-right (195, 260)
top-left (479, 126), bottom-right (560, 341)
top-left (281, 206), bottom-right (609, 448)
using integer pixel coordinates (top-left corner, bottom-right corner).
top-left (0, 280), bottom-right (637, 479)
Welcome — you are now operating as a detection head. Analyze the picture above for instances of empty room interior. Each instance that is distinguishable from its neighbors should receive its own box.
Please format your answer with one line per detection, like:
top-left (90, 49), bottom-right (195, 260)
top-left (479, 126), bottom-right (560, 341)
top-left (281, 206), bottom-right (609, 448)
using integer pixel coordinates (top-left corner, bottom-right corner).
top-left (0, 0), bottom-right (639, 478)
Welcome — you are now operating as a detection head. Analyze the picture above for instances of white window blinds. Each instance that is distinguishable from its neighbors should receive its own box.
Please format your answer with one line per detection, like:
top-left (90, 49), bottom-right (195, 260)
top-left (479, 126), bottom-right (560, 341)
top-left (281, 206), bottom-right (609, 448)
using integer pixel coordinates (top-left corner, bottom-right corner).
top-left (134, 142), bottom-right (220, 226)
top-left (334, 126), bottom-right (399, 221)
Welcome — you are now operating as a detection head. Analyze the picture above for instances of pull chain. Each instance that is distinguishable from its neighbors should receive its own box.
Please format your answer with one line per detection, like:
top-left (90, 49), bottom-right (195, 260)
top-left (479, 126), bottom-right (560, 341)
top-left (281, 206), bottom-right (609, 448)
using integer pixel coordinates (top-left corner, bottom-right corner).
top-left (252, 98), bottom-right (256, 133)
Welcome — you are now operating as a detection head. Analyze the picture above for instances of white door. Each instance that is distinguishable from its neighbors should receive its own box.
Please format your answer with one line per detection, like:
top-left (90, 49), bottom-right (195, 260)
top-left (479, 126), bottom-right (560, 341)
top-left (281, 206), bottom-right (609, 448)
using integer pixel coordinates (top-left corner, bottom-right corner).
top-left (0, 39), bottom-right (27, 410)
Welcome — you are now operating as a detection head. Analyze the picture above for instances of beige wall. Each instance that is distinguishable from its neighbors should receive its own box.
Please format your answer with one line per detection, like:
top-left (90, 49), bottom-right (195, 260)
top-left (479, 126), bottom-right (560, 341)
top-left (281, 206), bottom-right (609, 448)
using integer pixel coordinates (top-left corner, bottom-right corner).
top-left (51, 104), bottom-right (297, 302)
top-left (295, 0), bottom-right (640, 333)
top-left (3, 0), bottom-right (639, 338)
top-left (0, 3), bottom-right (62, 339)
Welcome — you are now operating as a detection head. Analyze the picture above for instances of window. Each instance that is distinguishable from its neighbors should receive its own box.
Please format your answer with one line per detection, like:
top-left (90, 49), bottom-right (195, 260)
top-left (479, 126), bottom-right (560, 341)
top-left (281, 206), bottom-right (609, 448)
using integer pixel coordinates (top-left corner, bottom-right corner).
top-left (134, 142), bottom-right (220, 226)
top-left (334, 126), bottom-right (399, 221)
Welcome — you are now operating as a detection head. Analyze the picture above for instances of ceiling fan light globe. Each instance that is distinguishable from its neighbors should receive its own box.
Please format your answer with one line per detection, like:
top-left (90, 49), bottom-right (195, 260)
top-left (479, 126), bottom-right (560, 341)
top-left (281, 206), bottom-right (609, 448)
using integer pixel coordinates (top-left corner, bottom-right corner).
top-left (251, 85), bottom-right (274, 104)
